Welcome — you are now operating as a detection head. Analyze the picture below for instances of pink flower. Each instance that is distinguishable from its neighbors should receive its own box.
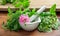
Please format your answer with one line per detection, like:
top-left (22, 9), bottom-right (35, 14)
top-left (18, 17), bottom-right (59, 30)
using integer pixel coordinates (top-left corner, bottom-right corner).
top-left (19, 15), bottom-right (30, 24)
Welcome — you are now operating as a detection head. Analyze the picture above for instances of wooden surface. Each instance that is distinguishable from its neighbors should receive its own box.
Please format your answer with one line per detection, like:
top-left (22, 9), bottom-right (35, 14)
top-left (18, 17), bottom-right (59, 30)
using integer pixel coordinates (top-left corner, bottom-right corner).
top-left (30, 0), bottom-right (59, 8)
top-left (0, 0), bottom-right (60, 11)
top-left (0, 12), bottom-right (60, 36)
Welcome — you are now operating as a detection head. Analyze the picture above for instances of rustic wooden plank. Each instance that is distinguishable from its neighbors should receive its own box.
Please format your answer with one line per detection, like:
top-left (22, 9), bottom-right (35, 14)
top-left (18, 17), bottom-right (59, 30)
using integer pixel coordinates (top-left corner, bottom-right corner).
top-left (0, 0), bottom-right (60, 11)
top-left (0, 12), bottom-right (60, 36)
top-left (30, 0), bottom-right (59, 8)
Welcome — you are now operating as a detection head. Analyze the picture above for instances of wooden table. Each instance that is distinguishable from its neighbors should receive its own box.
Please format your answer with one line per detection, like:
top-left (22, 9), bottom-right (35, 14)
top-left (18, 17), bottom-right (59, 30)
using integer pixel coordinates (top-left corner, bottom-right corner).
top-left (0, 0), bottom-right (60, 36)
top-left (30, 0), bottom-right (59, 8)
top-left (0, 0), bottom-right (60, 11)
top-left (0, 12), bottom-right (60, 36)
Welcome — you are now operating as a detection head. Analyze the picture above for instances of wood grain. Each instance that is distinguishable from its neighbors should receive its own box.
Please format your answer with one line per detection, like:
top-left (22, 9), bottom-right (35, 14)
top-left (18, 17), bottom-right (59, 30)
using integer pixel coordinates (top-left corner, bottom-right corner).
top-left (0, 12), bottom-right (60, 36)
top-left (0, 0), bottom-right (60, 11)
top-left (30, 0), bottom-right (59, 8)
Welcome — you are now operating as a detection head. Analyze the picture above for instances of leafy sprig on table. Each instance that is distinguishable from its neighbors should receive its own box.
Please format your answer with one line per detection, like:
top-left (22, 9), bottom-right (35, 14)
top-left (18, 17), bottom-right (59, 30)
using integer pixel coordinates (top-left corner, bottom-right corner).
top-left (2, 7), bottom-right (22, 31)
top-left (38, 4), bottom-right (60, 32)
top-left (2, 7), bottom-right (36, 31)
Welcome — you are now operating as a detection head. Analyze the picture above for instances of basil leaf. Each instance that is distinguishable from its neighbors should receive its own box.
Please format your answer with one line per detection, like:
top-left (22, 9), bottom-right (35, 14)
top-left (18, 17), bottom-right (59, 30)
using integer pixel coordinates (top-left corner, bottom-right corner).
top-left (50, 4), bottom-right (56, 15)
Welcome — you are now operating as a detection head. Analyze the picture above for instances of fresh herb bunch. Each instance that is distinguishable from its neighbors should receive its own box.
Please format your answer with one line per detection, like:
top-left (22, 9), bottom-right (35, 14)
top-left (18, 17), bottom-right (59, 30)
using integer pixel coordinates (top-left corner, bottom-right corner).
top-left (0, 0), bottom-right (30, 8)
top-left (38, 4), bottom-right (60, 32)
top-left (2, 7), bottom-right (36, 31)
top-left (13, 0), bottom-right (30, 8)
top-left (2, 7), bottom-right (22, 31)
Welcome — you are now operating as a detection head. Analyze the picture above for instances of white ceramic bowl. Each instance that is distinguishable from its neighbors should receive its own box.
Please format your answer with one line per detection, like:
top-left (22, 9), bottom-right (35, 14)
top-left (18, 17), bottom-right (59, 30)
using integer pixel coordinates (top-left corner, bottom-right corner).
top-left (19, 17), bottom-right (41, 31)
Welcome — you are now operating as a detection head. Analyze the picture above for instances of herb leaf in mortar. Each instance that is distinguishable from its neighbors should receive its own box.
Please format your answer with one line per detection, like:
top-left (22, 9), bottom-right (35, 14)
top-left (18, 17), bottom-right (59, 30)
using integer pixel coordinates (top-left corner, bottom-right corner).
top-left (38, 4), bottom-right (60, 32)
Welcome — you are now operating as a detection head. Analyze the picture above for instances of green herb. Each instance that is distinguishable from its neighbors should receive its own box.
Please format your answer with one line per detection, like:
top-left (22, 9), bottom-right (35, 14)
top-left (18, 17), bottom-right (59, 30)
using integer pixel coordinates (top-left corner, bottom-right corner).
top-left (1, 0), bottom-right (30, 8)
top-left (28, 9), bottom-right (36, 17)
top-left (2, 7), bottom-right (22, 31)
top-left (13, 0), bottom-right (30, 8)
top-left (2, 7), bottom-right (36, 31)
top-left (38, 12), bottom-right (59, 32)
top-left (38, 4), bottom-right (60, 32)
top-left (50, 4), bottom-right (56, 15)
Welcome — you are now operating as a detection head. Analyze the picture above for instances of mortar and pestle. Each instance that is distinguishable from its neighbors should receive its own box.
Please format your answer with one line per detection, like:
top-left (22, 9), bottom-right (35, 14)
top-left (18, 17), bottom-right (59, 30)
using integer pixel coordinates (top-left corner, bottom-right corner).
top-left (19, 6), bottom-right (46, 31)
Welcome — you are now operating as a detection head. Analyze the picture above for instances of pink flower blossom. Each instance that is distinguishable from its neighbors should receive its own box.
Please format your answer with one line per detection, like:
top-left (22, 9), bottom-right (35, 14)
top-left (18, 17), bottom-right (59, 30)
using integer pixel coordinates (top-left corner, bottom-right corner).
top-left (19, 15), bottom-right (30, 24)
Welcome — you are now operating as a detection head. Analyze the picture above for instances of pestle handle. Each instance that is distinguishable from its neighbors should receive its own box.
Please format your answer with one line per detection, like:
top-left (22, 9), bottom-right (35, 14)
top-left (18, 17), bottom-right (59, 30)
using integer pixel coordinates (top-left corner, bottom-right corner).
top-left (30, 5), bottom-right (46, 22)
top-left (37, 5), bottom-right (46, 14)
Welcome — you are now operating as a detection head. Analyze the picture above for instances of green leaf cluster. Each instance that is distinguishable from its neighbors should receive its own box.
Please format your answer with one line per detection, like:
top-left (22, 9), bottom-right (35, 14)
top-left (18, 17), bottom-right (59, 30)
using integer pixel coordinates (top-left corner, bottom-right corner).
top-left (38, 4), bottom-right (60, 32)
top-left (13, 0), bottom-right (30, 8)
top-left (2, 7), bottom-right (22, 31)
top-left (0, 0), bottom-right (30, 8)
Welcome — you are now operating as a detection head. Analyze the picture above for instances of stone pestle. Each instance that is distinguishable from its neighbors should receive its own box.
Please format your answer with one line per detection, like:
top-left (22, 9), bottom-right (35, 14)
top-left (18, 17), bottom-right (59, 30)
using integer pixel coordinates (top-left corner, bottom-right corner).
top-left (30, 5), bottom-right (46, 22)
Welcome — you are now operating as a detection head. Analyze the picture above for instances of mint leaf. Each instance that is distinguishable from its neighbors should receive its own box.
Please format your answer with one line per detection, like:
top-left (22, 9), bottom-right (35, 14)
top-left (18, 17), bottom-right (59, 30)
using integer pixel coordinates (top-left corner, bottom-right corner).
top-left (50, 4), bottom-right (56, 15)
